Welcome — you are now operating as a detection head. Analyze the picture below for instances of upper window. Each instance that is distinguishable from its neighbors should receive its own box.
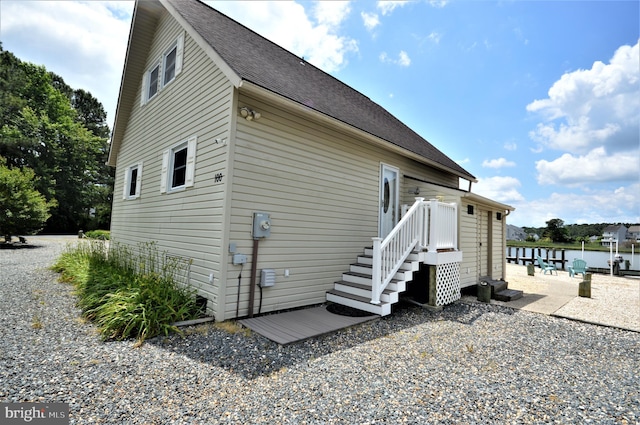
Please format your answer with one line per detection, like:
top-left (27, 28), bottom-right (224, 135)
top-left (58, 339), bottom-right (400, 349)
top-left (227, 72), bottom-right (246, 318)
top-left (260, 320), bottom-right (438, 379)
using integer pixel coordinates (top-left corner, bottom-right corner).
top-left (141, 33), bottom-right (184, 106)
top-left (123, 162), bottom-right (143, 200)
top-left (163, 45), bottom-right (178, 86)
top-left (161, 136), bottom-right (197, 193)
top-left (148, 64), bottom-right (160, 100)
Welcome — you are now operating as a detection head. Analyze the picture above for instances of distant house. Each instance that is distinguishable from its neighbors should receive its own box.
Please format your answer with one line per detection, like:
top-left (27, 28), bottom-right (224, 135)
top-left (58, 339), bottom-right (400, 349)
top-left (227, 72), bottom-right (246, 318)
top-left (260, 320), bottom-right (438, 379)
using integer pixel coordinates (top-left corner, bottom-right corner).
top-left (107, 0), bottom-right (514, 320)
top-left (627, 225), bottom-right (640, 242)
top-left (601, 225), bottom-right (628, 247)
top-left (506, 225), bottom-right (526, 241)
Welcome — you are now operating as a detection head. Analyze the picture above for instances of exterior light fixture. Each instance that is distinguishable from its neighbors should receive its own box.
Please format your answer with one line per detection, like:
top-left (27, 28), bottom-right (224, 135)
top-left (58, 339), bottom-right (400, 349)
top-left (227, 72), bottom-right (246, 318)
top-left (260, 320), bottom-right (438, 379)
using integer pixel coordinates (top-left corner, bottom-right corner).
top-left (239, 107), bottom-right (261, 121)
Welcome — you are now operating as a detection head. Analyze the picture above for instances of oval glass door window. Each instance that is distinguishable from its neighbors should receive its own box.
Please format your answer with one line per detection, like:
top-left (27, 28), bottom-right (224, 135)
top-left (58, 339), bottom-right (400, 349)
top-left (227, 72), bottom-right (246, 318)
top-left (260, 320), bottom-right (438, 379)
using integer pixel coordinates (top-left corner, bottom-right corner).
top-left (383, 178), bottom-right (390, 212)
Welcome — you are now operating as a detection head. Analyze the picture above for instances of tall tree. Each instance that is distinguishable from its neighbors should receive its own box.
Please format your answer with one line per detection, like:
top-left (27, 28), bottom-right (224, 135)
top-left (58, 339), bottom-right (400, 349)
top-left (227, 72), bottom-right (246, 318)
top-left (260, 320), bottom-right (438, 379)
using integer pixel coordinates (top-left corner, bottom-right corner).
top-left (0, 158), bottom-right (56, 241)
top-left (0, 46), bottom-right (112, 233)
top-left (544, 218), bottom-right (571, 243)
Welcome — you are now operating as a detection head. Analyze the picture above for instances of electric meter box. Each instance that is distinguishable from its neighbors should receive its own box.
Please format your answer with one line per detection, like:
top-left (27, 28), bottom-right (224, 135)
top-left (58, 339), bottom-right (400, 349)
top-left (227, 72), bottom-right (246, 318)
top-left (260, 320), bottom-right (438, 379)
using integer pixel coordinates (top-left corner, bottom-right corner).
top-left (260, 269), bottom-right (276, 287)
top-left (252, 212), bottom-right (271, 238)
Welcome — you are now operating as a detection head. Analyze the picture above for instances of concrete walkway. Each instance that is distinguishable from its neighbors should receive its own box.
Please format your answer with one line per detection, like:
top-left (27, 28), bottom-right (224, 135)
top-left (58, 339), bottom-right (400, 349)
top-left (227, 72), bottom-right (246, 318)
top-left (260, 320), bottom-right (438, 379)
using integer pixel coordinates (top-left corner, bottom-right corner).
top-left (466, 263), bottom-right (640, 332)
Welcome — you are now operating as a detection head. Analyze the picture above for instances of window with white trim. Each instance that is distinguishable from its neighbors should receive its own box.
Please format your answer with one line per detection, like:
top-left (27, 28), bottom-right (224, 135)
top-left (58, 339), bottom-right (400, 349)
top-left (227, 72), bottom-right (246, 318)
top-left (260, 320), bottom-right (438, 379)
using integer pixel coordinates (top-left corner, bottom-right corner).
top-left (123, 162), bottom-right (143, 200)
top-left (147, 63), bottom-right (160, 100)
top-left (161, 136), bottom-right (197, 193)
top-left (141, 33), bottom-right (184, 106)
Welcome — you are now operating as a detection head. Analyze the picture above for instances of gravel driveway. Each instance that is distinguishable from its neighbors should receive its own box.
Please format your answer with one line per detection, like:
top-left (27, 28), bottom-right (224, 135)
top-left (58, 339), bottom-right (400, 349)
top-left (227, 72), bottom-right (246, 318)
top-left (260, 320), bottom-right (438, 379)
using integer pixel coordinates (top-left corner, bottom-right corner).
top-left (2, 237), bottom-right (639, 424)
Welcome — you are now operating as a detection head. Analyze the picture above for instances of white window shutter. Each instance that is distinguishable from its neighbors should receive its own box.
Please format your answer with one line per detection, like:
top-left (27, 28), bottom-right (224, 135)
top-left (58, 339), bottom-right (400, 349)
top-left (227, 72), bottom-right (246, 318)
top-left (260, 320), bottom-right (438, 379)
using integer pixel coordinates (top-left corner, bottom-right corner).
top-left (123, 169), bottom-right (130, 199)
top-left (135, 161), bottom-right (143, 198)
top-left (175, 33), bottom-right (184, 77)
top-left (140, 72), bottom-right (149, 106)
top-left (185, 136), bottom-right (197, 188)
top-left (160, 150), bottom-right (169, 193)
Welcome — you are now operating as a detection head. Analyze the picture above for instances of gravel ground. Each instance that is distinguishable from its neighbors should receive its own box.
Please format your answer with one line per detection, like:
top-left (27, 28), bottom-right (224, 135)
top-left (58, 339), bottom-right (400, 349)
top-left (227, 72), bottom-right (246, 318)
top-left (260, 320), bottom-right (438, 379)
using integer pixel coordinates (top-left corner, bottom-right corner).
top-left (1, 237), bottom-right (639, 424)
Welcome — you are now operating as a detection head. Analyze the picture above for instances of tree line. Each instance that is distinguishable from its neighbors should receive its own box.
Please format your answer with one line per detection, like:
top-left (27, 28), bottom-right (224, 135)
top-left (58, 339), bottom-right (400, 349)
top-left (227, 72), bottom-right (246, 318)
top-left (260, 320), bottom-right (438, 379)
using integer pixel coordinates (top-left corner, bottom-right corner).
top-left (522, 219), bottom-right (639, 243)
top-left (0, 45), bottom-right (113, 240)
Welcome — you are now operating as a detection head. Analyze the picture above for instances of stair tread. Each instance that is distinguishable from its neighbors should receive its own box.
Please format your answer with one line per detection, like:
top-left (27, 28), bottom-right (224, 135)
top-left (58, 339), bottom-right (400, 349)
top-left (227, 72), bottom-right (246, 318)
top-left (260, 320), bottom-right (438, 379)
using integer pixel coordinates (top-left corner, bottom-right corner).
top-left (335, 280), bottom-right (395, 295)
top-left (343, 271), bottom-right (401, 283)
top-left (327, 289), bottom-right (391, 305)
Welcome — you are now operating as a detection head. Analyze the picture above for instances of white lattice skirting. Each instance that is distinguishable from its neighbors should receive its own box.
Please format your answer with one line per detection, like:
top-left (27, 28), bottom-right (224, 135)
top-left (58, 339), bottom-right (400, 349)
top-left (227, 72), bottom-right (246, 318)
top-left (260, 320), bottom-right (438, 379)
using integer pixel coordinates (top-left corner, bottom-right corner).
top-left (435, 262), bottom-right (461, 305)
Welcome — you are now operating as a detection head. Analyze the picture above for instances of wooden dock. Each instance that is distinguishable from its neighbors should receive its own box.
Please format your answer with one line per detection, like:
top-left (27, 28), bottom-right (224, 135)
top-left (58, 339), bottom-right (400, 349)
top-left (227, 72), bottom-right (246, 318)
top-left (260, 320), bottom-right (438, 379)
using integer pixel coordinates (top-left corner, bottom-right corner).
top-left (506, 247), bottom-right (567, 270)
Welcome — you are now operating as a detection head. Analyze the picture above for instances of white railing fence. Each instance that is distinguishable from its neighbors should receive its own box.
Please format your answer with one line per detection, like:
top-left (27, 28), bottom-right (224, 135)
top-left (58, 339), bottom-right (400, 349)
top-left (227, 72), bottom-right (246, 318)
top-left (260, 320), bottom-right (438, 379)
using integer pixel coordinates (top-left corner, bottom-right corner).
top-left (371, 198), bottom-right (458, 305)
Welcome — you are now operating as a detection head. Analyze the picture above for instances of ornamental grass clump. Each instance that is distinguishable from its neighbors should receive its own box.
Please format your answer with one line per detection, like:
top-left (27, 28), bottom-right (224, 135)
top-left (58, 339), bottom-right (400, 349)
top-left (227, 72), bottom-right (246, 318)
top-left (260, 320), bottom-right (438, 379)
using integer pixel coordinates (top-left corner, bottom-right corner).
top-left (52, 241), bottom-right (199, 343)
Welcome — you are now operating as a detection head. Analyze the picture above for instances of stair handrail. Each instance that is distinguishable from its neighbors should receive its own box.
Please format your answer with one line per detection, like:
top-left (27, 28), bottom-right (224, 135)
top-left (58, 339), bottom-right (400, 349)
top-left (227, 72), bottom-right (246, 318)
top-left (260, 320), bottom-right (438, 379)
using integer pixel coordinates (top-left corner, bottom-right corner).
top-left (371, 197), bottom-right (425, 305)
top-left (425, 199), bottom-right (458, 252)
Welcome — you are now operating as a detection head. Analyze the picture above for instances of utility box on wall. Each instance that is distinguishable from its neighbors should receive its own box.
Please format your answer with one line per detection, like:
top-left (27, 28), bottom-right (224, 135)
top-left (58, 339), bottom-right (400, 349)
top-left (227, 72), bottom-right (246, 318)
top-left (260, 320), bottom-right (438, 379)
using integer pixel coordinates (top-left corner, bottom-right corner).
top-left (260, 269), bottom-right (276, 287)
top-left (253, 212), bottom-right (271, 238)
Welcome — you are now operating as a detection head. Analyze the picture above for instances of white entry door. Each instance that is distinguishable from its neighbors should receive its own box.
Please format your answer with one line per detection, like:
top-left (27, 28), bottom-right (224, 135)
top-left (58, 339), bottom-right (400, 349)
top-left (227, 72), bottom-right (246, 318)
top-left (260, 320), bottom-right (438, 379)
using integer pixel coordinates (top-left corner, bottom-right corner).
top-left (379, 164), bottom-right (399, 238)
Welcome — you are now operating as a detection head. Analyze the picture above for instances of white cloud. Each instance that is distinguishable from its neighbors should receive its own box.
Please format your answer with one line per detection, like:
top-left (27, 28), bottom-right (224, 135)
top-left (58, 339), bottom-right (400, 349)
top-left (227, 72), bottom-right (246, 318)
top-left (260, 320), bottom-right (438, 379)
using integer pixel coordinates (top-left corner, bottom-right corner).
top-left (0, 1), bottom-right (133, 127)
top-left (535, 146), bottom-right (639, 186)
top-left (313, 1), bottom-right (351, 27)
top-left (379, 50), bottom-right (411, 67)
top-left (473, 176), bottom-right (524, 203)
top-left (527, 41), bottom-right (640, 155)
top-left (504, 141), bottom-right (517, 151)
top-left (428, 0), bottom-right (449, 7)
top-left (361, 11), bottom-right (380, 32)
top-left (376, 1), bottom-right (411, 16)
top-left (427, 32), bottom-right (442, 44)
top-left (209, 1), bottom-right (358, 73)
top-left (508, 182), bottom-right (640, 227)
top-left (482, 158), bottom-right (516, 168)
top-left (398, 50), bottom-right (411, 66)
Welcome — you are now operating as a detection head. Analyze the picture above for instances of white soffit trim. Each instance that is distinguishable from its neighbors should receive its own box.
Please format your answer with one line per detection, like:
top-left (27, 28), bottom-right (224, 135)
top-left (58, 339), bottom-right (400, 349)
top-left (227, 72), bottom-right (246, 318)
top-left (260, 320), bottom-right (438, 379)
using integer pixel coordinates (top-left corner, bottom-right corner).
top-left (463, 192), bottom-right (515, 211)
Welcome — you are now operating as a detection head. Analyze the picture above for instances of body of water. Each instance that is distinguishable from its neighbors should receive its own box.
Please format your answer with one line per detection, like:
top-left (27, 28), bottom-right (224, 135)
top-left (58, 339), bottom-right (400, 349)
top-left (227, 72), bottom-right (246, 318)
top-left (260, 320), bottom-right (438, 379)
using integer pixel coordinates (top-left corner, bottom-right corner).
top-left (506, 246), bottom-right (640, 270)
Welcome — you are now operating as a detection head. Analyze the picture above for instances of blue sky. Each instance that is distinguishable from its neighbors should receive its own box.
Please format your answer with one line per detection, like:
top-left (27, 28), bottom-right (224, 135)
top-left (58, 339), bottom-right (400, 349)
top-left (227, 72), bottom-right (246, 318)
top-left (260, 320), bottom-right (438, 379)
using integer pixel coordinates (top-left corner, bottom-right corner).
top-left (1, 0), bottom-right (638, 227)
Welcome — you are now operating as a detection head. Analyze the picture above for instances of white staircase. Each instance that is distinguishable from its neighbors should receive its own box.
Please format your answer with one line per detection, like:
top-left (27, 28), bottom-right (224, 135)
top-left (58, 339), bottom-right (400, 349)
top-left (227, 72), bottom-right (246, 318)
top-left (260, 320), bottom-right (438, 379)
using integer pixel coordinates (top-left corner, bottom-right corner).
top-left (326, 247), bottom-right (422, 316)
top-left (326, 198), bottom-right (460, 316)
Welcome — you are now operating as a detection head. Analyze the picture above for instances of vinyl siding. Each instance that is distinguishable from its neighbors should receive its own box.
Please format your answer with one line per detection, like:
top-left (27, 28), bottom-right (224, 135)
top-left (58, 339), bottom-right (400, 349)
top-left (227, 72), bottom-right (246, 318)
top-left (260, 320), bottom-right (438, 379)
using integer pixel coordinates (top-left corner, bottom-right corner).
top-left (459, 202), bottom-right (479, 288)
top-left (223, 92), bottom-right (461, 319)
top-left (110, 10), bottom-right (234, 316)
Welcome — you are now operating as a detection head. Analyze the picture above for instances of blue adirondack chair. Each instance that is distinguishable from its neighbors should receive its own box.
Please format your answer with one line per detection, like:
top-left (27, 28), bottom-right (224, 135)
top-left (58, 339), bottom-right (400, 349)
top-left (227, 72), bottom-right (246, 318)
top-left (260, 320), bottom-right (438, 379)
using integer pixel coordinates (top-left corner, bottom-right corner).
top-left (568, 258), bottom-right (588, 278)
top-left (536, 256), bottom-right (557, 275)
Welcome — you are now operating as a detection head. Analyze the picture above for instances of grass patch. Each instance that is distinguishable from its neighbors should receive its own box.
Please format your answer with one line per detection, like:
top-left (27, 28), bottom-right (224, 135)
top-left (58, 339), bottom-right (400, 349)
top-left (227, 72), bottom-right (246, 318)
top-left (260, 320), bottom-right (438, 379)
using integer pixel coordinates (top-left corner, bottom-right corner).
top-left (83, 230), bottom-right (110, 240)
top-left (52, 241), bottom-right (200, 343)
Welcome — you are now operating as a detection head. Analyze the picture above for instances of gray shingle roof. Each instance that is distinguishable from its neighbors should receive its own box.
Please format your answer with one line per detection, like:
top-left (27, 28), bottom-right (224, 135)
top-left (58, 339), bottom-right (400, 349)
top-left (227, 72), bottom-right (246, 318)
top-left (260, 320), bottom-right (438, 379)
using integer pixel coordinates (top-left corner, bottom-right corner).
top-left (167, 0), bottom-right (475, 181)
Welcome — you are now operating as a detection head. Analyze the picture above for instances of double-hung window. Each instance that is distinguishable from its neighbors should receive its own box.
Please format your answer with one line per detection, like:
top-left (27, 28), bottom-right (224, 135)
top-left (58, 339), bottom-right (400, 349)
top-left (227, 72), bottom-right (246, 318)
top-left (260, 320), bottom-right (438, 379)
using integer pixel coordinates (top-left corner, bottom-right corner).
top-left (163, 44), bottom-right (178, 86)
top-left (147, 64), bottom-right (160, 100)
top-left (141, 33), bottom-right (184, 106)
top-left (123, 162), bottom-right (143, 200)
top-left (161, 136), bottom-right (197, 193)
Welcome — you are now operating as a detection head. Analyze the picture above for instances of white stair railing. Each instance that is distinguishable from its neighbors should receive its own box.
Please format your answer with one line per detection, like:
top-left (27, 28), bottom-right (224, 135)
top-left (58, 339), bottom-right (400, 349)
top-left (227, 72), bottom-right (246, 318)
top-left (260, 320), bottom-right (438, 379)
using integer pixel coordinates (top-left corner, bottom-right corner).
top-left (371, 198), bottom-right (424, 305)
top-left (425, 199), bottom-right (458, 252)
top-left (371, 198), bottom-right (458, 305)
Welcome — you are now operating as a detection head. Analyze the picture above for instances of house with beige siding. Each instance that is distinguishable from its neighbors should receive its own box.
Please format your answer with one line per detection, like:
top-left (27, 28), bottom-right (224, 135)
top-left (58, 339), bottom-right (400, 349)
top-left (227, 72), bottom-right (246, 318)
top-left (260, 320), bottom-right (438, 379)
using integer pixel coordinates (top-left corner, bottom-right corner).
top-left (108, 0), bottom-right (514, 321)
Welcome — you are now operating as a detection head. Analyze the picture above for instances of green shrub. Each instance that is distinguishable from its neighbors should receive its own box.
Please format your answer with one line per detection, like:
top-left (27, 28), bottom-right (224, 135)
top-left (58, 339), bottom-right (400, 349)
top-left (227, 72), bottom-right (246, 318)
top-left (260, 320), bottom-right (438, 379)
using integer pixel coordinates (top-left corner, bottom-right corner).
top-left (84, 230), bottom-right (110, 240)
top-left (53, 241), bottom-right (199, 342)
